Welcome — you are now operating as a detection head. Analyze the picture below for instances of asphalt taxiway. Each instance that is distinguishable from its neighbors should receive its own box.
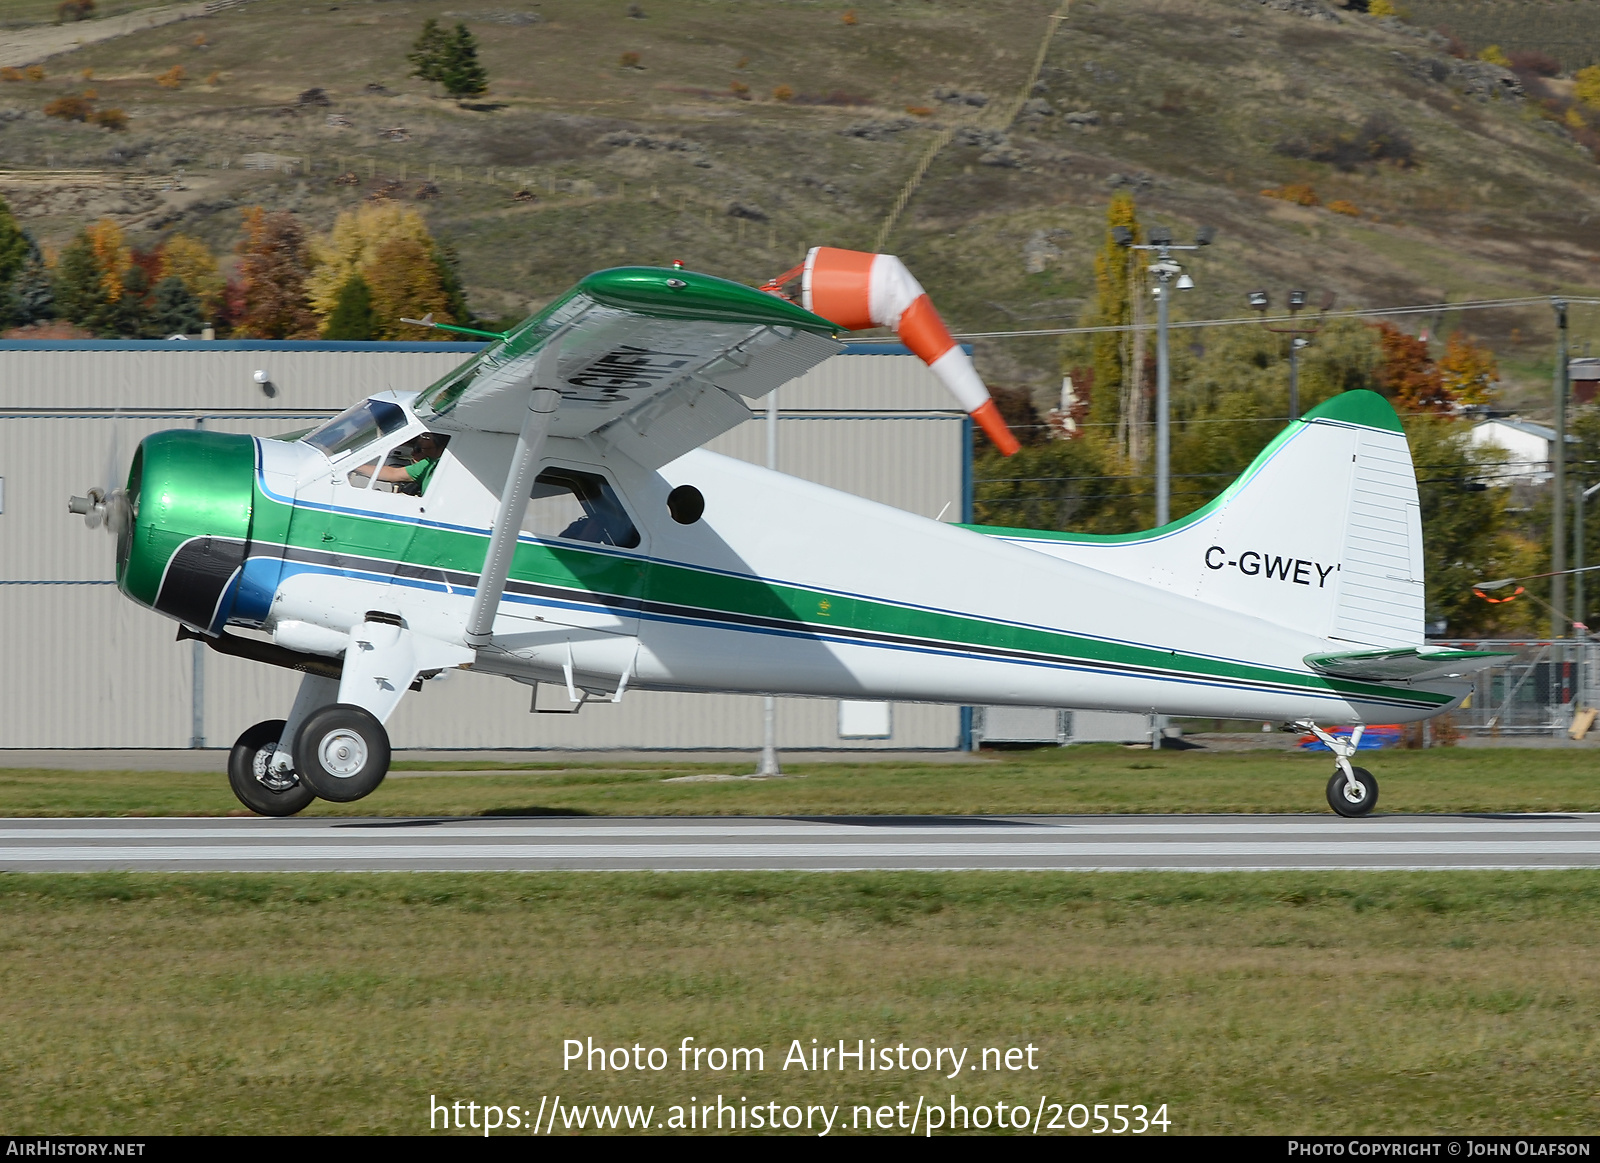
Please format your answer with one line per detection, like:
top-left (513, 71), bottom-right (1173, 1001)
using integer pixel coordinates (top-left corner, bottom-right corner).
top-left (3, 813), bottom-right (1599, 872)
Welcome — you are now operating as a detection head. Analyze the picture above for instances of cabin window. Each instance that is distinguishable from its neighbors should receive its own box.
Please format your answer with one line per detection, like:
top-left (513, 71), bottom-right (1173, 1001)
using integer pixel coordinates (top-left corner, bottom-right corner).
top-left (303, 399), bottom-right (408, 458)
top-left (521, 467), bottom-right (640, 549)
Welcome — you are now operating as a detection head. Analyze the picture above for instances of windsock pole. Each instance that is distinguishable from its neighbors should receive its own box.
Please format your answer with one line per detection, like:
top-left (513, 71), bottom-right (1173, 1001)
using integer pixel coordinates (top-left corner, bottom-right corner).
top-left (791, 247), bottom-right (1021, 456)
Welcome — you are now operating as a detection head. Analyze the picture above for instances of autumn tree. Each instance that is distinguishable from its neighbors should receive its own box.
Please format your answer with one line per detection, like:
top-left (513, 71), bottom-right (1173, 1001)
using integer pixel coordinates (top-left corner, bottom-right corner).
top-left (157, 233), bottom-right (223, 317)
top-left (1373, 322), bottom-right (1451, 412)
top-left (234, 208), bottom-right (318, 339)
top-left (52, 220), bottom-right (131, 332)
top-left (306, 203), bottom-right (466, 339)
top-left (1437, 332), bottom-right (1499, 407)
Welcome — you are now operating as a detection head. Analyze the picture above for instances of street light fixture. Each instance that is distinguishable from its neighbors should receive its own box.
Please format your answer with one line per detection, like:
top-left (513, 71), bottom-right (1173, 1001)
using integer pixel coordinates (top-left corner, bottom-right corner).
top-left (1114, 224), bottom-right (1213, 528)
top-left (1249, 288), bottom-right (1334, 420)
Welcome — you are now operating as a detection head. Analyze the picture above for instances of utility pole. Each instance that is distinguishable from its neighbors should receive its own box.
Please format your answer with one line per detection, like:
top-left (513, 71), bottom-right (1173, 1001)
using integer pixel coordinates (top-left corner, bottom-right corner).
top-left (1553, 299), bottom-right (1570, 640)
top-left (1114, 224), bottom-right (1213, 526)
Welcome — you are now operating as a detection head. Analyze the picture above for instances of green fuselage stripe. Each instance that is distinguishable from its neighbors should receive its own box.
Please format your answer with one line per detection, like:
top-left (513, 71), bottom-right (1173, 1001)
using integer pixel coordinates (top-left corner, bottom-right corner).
top-left (244, 479), bottom-right (1448, 711)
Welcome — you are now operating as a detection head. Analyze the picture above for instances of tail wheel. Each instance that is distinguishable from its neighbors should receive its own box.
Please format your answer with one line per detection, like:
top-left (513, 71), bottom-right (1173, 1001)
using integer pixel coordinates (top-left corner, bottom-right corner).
top-left (1326, 766), bottom-right (1379, 818)
top-left (228, 719), bottom-right (316, 817)
top-left (293, 703), bottom-right (391, 803)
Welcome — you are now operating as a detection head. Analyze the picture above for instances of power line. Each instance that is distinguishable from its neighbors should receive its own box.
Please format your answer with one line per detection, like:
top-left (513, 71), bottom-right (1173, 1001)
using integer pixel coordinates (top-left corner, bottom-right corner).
top-left (847, 295), bottom-right (1600, 343)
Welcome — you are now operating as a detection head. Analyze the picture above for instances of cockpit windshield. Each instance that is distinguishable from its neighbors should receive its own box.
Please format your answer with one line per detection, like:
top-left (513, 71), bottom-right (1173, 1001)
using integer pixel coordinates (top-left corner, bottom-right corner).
top-left (302, 399), bottom-right (409, 458)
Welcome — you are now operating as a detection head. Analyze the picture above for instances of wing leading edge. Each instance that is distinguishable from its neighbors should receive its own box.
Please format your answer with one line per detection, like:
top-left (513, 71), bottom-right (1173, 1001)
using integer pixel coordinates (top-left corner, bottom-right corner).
top-left (413, 267), bottom-right (844, 468)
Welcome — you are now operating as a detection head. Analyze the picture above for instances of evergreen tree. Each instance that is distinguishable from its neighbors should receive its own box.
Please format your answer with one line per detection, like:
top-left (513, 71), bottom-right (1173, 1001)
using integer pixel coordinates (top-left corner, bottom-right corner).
top-left (408, 18), bottom-right (449, 85)
top-left (1, 233), bottom-right (54, 328)
top-left (439, 23), bottom-right (488, 98)
top-left (52, 231), bottom-right (111, 328)
top-left (431, 240), bottom-right (473, 328)
top-left (322, 272), bottom-right (376, 340)
top-left (97, 264), bottom-right (151, 338)
top-left (0, 195), bottom-right (29, 296)
top-left (149, 275), bottom-right (203, 337)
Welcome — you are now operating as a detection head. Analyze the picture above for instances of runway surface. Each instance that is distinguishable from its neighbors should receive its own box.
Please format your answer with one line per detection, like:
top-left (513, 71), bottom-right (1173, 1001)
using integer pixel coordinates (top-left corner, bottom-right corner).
top-left (4, 813), bottom-right (1600, 871)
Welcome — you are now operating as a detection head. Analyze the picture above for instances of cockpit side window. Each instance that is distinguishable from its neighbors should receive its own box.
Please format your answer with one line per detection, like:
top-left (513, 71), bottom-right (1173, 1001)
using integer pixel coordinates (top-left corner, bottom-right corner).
top-left (303, 399), bottom-right (408, 458)
top-left (345, 433), bottom-right (451, 496)
top-left (521, 467), bottom-right (640, 549)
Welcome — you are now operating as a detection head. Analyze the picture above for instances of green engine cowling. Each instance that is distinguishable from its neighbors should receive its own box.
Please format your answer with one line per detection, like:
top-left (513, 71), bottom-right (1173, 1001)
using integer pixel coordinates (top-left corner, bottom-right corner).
top-left (117, 429), bottom-right (256, 633)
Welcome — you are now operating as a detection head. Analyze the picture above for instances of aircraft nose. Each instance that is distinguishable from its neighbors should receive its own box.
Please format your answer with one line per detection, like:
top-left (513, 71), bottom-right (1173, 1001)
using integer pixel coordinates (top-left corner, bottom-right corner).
top-left (116, 430), bottom-right (256, 632)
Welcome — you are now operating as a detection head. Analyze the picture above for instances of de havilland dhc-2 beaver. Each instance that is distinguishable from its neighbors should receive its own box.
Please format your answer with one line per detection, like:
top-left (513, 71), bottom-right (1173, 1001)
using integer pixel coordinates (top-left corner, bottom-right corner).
top-left (67, 247), bottom-right (1506, 817)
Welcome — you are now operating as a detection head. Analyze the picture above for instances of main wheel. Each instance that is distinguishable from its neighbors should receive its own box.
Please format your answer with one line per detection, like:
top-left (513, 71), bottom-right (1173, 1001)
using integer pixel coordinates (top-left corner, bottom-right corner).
top-left (228, 719), bottom-right (316, 817)
top-left (1326, 766), bottom-right (1379, 817)
top-left (293, 704), bottom-right (391, 803)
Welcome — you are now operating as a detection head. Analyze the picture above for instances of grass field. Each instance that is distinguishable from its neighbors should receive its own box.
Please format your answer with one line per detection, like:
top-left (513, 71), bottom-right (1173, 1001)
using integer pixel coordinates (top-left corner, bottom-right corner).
top-left (2, 745), bottom-right (1597, 818)
top-left (1, 871), bottom-right (1597, 1134)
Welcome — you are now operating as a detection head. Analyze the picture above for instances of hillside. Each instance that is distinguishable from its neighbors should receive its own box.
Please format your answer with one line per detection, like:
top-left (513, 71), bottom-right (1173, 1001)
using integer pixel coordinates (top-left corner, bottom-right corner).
top-left (1, 0), bottom-right (1598, 405)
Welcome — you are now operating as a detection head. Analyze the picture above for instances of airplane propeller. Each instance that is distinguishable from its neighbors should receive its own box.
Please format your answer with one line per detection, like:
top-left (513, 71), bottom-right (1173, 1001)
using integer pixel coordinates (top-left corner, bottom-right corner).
top-left (67, 422), bottom-right (131, 536)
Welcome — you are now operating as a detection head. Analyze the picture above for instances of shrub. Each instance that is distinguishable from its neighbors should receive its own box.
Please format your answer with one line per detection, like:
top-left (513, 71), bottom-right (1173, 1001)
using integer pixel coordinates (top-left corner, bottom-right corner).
top-left (619, 51), bottom-right (641, 68)
top-left (841, 9), bottom-right (857, 24)
top-left (1368, 0), bottom-right (1397, 16)
top-left (1477, 44), bottom-right (1510, 68)
top-left (56, 0), bottom-right (94, 22)
top-left (44, 95), bottom-right (93, 122)
top-left (1276, 114), bottom-right (1415, 171)
top-left (155, 65), bottom-right (184, 89)
top-left (1327, 199), bottom-right (1361, 216)
top-left (192, 32), bottom-right (206, 47)
top-left (1576, 65), bottom-right (1600, 111)
top-left (90, 107), bottom-right (127, 131)
top-left (80, 68), bottom-right (93, 80)
top-left (736, 56), bottom-right (748, 69)
top-left (23, 66), bottom-right (45, 82)
top-left (205, 71), bottom-right (221, 86)
top-left (1260, 182), bottom-right (1320, 206)
top-left (1508, 50), bottom-right (1560, 78)
top-left (0, 68), bottom-right (21, 83)
top-left (772, 84), bottom-right (794, 101)
top-left (905, 105), bottom-right (933, 116)
top-left (729, 81), bottom-right (749, 98)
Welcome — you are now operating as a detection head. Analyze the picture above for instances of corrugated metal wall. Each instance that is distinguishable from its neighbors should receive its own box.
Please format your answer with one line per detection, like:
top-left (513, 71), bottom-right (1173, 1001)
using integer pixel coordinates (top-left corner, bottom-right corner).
top-left (0, 345), bottom-right (965, 750)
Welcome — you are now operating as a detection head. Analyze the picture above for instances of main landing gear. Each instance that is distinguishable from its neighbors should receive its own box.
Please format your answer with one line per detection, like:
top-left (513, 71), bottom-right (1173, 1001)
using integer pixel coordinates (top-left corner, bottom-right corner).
top-left (227, 704), bottom-right (391, 816)
top-left (1299, 722), bottom-right (1380, 818)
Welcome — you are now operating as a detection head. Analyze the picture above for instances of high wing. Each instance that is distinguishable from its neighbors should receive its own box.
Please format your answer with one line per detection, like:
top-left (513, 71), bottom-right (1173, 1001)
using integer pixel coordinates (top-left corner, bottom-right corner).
top-left (413, 266), bottom-right (844, 469)
top-left (1304, 645), bottom-right (1513, 684)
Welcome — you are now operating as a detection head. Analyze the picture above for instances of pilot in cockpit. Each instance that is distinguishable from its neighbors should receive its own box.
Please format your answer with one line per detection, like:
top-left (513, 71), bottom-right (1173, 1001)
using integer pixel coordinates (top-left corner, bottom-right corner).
top-left (349, 432), bottom-right (447, 495)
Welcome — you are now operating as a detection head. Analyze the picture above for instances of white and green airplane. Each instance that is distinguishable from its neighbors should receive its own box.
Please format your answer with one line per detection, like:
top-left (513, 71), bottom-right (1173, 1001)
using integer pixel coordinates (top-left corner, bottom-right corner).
top-left (69, 249), bottom-right (1504, 818)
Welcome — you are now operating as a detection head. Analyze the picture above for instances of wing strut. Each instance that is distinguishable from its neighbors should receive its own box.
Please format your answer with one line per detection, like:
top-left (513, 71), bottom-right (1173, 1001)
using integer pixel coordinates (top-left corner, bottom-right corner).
top-left (466, 355), bottom-right (561, 648)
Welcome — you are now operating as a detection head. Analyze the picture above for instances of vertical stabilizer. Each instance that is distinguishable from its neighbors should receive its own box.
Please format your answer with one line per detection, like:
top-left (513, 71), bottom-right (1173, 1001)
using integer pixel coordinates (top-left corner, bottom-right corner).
top-left (972, 391), bottom-right (1425, 648)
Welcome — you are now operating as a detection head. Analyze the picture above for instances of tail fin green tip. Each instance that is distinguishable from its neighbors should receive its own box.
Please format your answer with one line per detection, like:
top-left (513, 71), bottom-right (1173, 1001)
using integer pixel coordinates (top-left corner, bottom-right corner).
top-left (1302, 389), bottom-right (1403, 433)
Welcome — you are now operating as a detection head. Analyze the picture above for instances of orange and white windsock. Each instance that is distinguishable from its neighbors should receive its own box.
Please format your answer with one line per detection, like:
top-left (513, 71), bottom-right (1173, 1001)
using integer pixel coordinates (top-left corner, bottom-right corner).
top-left (799, 246), bottom-right (1021, 456)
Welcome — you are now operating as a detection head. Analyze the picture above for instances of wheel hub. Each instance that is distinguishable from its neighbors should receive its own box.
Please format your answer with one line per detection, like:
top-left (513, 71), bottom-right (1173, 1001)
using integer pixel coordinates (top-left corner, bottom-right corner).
top-left (1342, 780), bottom-right (1368, 804)
top-left (319, 729), bottom-right (368, 778)
top-left (252, 745), bottom-right (297, 792)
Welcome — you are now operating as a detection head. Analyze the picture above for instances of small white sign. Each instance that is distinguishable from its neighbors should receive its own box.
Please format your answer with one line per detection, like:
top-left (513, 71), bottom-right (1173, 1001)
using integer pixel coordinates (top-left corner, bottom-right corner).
top-left (838, 700), bottom-right (892, 739)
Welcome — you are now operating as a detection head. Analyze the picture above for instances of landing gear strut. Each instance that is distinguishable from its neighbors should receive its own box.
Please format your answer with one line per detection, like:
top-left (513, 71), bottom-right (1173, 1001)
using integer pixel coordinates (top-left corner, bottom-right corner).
top-left (1299, 722), bottom-right (1380, 818)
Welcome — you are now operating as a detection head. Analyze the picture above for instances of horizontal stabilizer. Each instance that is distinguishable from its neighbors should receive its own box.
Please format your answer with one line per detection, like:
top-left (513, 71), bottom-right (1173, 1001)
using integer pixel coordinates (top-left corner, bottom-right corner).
top-left (1304, 646), bottom-right (1513, 683)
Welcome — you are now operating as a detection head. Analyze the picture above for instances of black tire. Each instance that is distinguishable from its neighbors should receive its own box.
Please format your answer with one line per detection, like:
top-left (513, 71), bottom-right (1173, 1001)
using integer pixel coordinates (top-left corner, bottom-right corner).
top-left (1326, 766), bottom-right (1379, 817)
top-left (228, 719), bottom-right (316, 817)
top-left (293, 703), bottom-right (391, 803)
